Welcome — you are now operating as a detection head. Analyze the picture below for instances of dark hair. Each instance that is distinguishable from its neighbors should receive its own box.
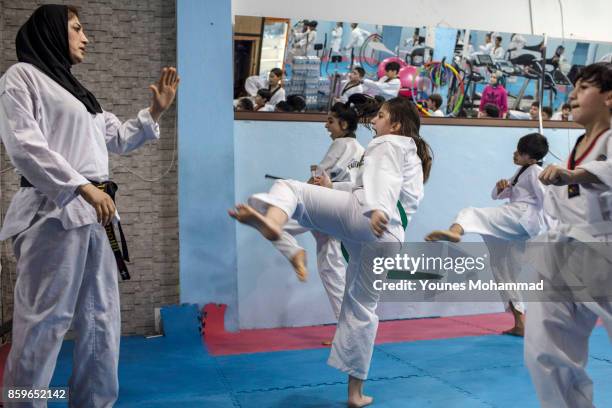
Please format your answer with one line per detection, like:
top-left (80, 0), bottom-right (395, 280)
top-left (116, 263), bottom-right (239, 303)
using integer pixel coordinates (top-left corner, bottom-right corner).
top-left (428, 94), bottom-right (443, 110)
top-left (385, 61), bottom-right (401, 73)
top-left (517, 133), bottom-right (549, 161)
top-left (256, 89), bottom-right (272, 102)
top-left (67, 5), bottom-right (79, 19)
top-left (286, 94), bottom-right (306, 112)
top-left (562, 103), bottom-right (571, 110)
top-left (495, 36), bottom-right (502, 42)
top-left (274, 101), bottom-right (291, 112)
top-left (269, 68), bottom-right (283, 78)
top-left (542, 106), bottom-right (553, 118)
top-left (382, 97), bottom-right (433, 182)
top-left (484, 103), bottom-right (500, 118)
top-left (575, 62), bottom-right (612, 91)
top-left (308, 20), bottom-right (318, 29)
top-left (330, 102), bottom-right (358, 135)
top-left (353, 66), bottom-right (366, 77)
top-left (237, 97), bottom-right (254, 111)
top-left (531, 101), bottom-right (540, 108)
top-left (347, 93), bottom-right (384, 124)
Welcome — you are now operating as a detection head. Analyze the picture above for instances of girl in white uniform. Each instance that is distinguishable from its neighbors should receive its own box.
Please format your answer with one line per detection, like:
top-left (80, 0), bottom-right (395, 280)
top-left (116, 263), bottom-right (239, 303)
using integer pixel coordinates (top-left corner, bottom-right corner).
top-left (271, 102), bottom-right (366, 325)
top-left (229, 97), bottom-right (432, 407)
top-left (426, 133), bottom-right (550, 336)
top-left (362, 61), bottom-right (401, 100)
top-left (525, 62), bottom-right (612, 408)
top-left (0, 5), bottom-right (178, 407)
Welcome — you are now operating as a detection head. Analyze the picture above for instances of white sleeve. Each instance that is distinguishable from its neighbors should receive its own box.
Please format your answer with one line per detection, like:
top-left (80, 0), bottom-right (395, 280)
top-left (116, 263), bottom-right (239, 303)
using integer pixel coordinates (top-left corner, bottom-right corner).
top-left (269, 88), bottom-right (286, 106)
top-left (578, 137), bottom-right (612, 190)
top-left (332, 181), bottom-right (354, 192)
top-left (104, 109), bottom-right (160, 155)
top-left (491, 183), bottom-right (512, 200)
top-left (363, 78), bottom-right (400, 99)
top-left (530, 167), bottom-right (546, 207)
top-left (318, 141), bottom-right (346, 175)
top-left (346, 32), bottom-right (357, 49)
top-left (0, 88), bottom-right (88, 207)
top-left (245, 76), bottom-right (266, 96)
top-left (361, 141), bottom-right (403, 219)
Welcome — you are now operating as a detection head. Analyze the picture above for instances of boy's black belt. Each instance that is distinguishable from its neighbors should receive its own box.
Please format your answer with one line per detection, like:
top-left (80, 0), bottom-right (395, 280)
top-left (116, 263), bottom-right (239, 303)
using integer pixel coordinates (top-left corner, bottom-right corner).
top-left (20, 176), bottom-right (131, 280)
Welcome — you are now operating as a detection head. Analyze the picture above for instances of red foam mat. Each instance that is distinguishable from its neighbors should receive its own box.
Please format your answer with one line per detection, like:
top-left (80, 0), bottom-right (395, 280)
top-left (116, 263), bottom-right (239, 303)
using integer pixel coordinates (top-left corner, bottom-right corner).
top-left (202, 304), bottom-right (517, 356)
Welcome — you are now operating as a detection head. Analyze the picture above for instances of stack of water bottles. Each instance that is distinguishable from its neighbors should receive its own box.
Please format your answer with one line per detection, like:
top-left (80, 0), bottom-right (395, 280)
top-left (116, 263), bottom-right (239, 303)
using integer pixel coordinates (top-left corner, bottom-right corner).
top-left (285, 56), bottom-right (322, 111)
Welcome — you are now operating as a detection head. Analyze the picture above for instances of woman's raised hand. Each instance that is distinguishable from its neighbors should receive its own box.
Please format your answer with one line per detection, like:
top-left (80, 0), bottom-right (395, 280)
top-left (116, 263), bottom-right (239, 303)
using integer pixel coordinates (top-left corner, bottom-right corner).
top-left (149, 67), bottom-right (180, 122)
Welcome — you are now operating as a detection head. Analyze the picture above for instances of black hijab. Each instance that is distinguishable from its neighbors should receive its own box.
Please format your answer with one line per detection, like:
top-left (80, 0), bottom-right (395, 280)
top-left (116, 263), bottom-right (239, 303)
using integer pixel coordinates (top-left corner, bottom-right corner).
top-left (16, 4), bottom-right (102, 114)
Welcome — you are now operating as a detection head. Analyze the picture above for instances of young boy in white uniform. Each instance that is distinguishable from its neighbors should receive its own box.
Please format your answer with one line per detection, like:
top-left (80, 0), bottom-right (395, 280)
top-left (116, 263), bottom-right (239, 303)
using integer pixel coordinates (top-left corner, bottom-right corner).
top-left (525, 62), bottom-right (612, 408)
top-left (426, 133), bottom-right (550, 336)
top-left (362, 61), bottom-right (401, 100)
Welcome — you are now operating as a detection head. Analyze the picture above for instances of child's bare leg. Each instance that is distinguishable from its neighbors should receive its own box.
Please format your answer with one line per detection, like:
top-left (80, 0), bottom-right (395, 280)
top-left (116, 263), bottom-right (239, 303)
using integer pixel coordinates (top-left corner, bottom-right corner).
top-left (503, 302), bottom-right (525, 337)
top-left (425, 223), bottom-right (464, 242)
top-left (228, 204), bottom-right (287, 241)
top-left (348, 375), bottom-right (373, 408)
top-left (290, 249), bottom-right (308, 282)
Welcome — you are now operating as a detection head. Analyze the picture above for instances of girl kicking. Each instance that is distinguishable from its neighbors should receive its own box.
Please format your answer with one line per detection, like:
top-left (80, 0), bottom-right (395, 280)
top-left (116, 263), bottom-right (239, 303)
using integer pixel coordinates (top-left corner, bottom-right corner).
top-left (230, 97), bottom-right (432, 407)
top-left (426, 133), bottom-right (550, 336)
top-left (271, 101), bottom-right (367, 327)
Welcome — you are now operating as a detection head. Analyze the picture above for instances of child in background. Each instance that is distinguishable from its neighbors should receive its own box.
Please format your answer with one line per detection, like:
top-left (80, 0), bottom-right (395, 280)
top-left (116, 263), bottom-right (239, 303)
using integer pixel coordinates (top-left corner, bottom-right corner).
top-left (235, 97), bottom-right (254, 112)
top-left (362, 61), bottom-right (401, 100)
top-left (478, 72), bottom-right (508, 118)
top-left (426, 133), bottom-right (550, 336)
top-left (244, 68), bottom-right (286, 107)
top-left (551, 102), bottom-right (572, 121)
top-left (491, 36), bottom-right (504, 60)
top-left (254, 89), bottom-right (274, 112)
top-left (337, 66), bottom-right (365, 103)
top-left (427, 93), bottom-right (444, 117)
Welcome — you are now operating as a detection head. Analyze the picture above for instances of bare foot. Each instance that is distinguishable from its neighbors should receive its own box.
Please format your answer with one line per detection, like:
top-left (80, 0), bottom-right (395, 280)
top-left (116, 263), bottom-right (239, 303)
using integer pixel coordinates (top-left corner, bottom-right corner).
top-left (502, 326), bottom-right (524, 337)
top-left (348, 376), bottom-right (373, 408)
top-left (290, 250), bottom-right (308, 282)
top-left (228, 204), bottom-right (281, 241)
top-left (321, 339), bottom-right (332, 346)
top-left (425, 229), bottom-right (462, 242)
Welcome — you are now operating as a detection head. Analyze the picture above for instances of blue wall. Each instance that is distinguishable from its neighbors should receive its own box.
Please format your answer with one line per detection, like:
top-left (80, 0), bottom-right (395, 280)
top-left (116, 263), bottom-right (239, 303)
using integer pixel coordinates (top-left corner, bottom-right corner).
top-left (233, 120), bottom-right (582, 329)
top-left (177, 0), bottom-right (239, 330)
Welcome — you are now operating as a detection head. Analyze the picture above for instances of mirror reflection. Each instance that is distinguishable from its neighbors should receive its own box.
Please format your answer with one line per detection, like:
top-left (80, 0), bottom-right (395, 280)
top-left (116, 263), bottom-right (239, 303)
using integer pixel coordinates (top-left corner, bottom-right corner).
top-left (233, 16), bottom-right (612, 121)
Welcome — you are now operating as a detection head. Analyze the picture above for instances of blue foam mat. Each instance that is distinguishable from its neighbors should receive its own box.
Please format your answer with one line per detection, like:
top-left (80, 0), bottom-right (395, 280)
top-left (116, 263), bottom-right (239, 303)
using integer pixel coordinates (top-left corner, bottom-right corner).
top-left (46, 305), bottom-right (612, 407)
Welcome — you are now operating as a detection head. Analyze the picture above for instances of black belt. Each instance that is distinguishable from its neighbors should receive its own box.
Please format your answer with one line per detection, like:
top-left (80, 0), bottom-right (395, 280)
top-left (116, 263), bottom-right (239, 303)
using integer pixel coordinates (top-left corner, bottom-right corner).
top-left (20, 177), bottom-right (131, 280)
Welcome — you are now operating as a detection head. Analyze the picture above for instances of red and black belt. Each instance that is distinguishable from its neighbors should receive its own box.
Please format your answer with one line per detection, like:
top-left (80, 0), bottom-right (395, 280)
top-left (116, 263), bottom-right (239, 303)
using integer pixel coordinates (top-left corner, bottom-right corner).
top-left (20, 177), bottom-right (131, 280)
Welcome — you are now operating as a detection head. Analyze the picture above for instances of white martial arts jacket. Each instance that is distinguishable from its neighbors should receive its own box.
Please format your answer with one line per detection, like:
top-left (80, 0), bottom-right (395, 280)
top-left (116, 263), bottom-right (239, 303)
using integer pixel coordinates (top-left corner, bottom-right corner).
top-left (362, 77), bottom-right (401, 100)
top-left (317, 137), bottom-right (364, 183)
top-left (244, 76), bottom-right (286, 107)
top-left (331, 26), bottom-right (343, 53)
top-left (346, 27), bottom-right (371, 51)
top-left (544, 129), bottom-right (612, 228)
top-left (492, 164), bottom-right (548, 237)
top-left (0, 63), bottom-right (160, 239)
top-left (338, 80), bottom-right (364, 103)
top-left (334, 135), bottom-right (424, 222)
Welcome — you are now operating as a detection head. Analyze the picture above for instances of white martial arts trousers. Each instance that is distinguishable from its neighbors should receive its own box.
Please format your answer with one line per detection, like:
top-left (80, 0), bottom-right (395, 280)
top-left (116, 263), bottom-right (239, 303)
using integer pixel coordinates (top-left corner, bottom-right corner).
top-left (272, 221), bottom-right (346, 319)
top-left (525, 227), bottom-right (612, 408)
top-left (2, 212), bottom-right (120, 408)
top-left (250, 179), bottom-right (404, 380)
top-left (455, 205), bottom-right (532, 313)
